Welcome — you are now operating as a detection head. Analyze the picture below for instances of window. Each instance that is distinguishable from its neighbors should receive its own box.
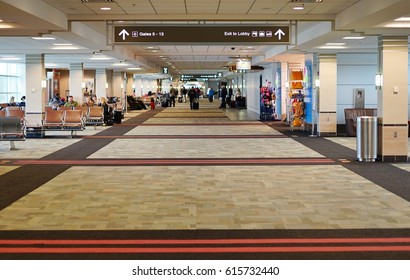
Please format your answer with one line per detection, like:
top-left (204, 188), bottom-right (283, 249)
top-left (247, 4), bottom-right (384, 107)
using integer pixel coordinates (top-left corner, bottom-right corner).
top-left (0, 62), bottom-right (24, 104)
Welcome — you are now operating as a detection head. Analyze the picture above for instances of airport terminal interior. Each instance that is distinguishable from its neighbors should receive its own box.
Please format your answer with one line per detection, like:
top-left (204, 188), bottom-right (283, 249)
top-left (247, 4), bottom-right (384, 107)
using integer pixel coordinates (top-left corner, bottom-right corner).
top-left (0, 0), bottom-right (410, 259)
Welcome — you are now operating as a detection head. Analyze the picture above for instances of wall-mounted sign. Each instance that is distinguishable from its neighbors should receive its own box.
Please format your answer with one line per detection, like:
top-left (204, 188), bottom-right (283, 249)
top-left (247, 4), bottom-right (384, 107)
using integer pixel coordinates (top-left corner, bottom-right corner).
top-left (162, 67), bottom-right (169, 74)
top-left (114, 25), bottom-right (290, 44)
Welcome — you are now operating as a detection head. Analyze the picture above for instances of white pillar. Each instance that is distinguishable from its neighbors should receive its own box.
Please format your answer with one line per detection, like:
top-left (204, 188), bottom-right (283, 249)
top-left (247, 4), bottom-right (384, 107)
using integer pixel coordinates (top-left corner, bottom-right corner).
top-left (113, 71), bottom-right (123, 99)
top-left (377, 36), bottom-right (409, 162)
top-left (69, 63), bottom-right (84, 105)
top-left (317, 54), bottom-right (337, 137)
top-left (95, 68), bottom-right (107, 98)
top-left (134, 75), bottom-right (142, 97)
top-left (25, 54), bottom-right (46, 127)
top-left (281, 61), bottom-right (288, 121)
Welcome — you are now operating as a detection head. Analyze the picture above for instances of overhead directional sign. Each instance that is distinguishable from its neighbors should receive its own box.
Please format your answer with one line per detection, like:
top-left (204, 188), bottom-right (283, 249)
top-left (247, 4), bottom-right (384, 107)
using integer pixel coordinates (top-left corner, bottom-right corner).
top-left (114, 25), bottom-right (290, 44)
top-left (180, 74), bottom-right (220, 80)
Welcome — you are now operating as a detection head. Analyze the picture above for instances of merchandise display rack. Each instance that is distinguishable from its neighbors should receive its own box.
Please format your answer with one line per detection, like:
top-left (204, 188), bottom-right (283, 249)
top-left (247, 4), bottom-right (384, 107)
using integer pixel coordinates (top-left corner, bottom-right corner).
top-left (289, 70), bottom-right (305, 131)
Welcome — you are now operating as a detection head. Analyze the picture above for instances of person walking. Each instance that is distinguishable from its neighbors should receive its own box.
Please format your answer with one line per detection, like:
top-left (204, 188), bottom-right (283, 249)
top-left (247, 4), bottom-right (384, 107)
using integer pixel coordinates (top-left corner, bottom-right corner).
top-left (208, 87), bottom-right (214, 102)
top-left (188, 87), bottom-right (196, 110)
top-left (169, 85), bottom-right (177, 107)
top-left (219, 85), bottom-right (227, 108)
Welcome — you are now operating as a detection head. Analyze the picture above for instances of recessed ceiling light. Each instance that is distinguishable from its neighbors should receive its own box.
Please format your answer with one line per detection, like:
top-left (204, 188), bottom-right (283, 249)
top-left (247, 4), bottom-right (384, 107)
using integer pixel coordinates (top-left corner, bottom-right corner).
top-left (32, 36), bottom-right (55, 40)
top-left (0, 23), bottom-right (13, 28)
top-left (343, 36), bottom-right (366, 40)
top-left (100, 7), bottom-right (111, 11)
top-left (325, 42), bottom-right (346, 46)
top-left (53, 43), bottom-right (73, 46)
top-left (0, 19), bottom-right (3, 23)
top-left (319, 46), bottom-right (347, 49)
top-left (90, 55), bottom-right (112, 60)
top-left (113, 62), bottom-right (129, 66)
top-left (0, 56), bottom-right (21, 61)
top-left (51, 46), bottom-right (79, 50)
top-left (394, 17), bottom-right (410, 22)
top-left (293, 5), bottom-right (304, 10)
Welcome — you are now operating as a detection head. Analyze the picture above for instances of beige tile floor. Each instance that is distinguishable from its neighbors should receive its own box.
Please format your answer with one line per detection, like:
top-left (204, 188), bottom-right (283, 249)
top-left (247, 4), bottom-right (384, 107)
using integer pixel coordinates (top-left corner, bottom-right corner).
top-left (0, 104), bottom-right (409, 231)
top-left (125, 124), bottom-right (282, 136)
top-left (88, 137), bottom-right (324, 159)
top-left (0, 165), bottom-right (409, 230)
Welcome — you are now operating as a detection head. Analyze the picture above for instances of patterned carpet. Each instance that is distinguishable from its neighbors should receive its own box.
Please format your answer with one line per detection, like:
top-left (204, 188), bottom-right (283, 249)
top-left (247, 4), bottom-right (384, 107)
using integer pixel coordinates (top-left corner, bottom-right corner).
top-left (0, 100), bottom-right (409, 259)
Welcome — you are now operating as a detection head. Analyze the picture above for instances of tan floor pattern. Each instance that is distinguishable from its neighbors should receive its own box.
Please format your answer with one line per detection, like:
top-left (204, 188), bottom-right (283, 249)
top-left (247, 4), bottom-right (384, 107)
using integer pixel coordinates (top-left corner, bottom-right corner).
top-left (0, 165), bottom-right (409, 230)
top-left (125, 125), bottom-right (282, 136)
top-left (87, 138), bottom-right (324, 159)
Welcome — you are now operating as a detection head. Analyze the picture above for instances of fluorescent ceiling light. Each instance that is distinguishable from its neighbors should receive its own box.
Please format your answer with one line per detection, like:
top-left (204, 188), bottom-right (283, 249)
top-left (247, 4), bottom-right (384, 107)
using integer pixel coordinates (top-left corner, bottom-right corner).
top-left (32, 36), bottom-right (55, 40)
top-left (394, 17), bottom-right (410, 21)
top-left (90, 55), bottom-right (112, 60)
top-left (343, 36), bottom-right (366, 40)
top-left (100, 7), bottom-right (111, 11)
top-left (0, 56), bottom-right (21, 61)
top-left (0, 23), bottom-right (13, 29)
top-left (325, 42), bottom-right (346, 46)
top-left (113, 62), bottom-right (130, 66)
top-left (53, 43), bottom-right (73, 46)
top-left (127, 67), bottom-right (142, 70)
top-left (384, 22), bottom-right (410, 28)
top-left (319, 46), bottom-right (347, 49)
top-left (293, 5), bottom-right (304, 10)
top-left (51, 46), bottom-right (79, 50)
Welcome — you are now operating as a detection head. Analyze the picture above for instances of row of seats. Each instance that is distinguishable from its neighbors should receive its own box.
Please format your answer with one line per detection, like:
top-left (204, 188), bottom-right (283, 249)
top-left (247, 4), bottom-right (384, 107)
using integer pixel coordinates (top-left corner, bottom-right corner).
top-left (43, 106), bottom-right (104, 129)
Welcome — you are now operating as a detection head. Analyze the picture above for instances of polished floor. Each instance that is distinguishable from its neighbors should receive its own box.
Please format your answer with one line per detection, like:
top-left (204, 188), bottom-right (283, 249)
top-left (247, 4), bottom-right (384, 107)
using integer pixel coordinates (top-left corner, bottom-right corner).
top-left (0, 99), bottom-right (409, 259)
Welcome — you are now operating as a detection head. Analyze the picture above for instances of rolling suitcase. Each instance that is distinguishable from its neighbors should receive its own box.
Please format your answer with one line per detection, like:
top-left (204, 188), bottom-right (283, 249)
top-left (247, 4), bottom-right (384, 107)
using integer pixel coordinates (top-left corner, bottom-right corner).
top-left (113, 110), bottom-right (122, 124)
top-left (193, 99), bottom-right (199, 110)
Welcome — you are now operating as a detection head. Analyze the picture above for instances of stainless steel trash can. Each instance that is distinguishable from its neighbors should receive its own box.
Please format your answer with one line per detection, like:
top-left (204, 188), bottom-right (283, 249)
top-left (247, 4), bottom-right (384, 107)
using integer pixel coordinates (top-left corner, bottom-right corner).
top-left (356, 116), bottom-right (378, 162)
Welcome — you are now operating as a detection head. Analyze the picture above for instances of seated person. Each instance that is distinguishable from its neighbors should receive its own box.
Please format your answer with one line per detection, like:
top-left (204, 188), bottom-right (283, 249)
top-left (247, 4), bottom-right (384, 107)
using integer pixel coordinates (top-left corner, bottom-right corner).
top-left (64, 95), bottom-right (79, 108)
top-left (19, 96), bottom-right (26, 107)
top-left (84, 96), bottom-right (94, 107)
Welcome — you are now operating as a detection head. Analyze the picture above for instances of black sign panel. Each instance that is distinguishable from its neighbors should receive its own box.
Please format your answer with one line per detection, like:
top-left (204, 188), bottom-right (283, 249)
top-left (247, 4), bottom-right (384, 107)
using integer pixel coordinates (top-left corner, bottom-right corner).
top-left (180, 74), bottom-right (220, 80)
top-left (114, 26), bottom-right (290, 44)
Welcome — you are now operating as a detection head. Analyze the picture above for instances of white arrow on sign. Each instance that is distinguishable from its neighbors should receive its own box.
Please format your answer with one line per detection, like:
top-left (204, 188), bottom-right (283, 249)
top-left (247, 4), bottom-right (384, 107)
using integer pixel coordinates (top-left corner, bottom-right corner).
top-left (119, 29), bottom-right (130, 40)
top-left (274, 29), bottom-right (285, 40)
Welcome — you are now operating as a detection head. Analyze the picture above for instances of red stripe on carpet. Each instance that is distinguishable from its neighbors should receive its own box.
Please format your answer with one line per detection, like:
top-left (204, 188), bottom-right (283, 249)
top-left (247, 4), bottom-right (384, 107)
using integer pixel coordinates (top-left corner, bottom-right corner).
top-left (1, 246), bottom-right (410, 254)
top-left (82, 135), bottom-right (286, 139)
top-left (1, 237), bottom-right (410, 245)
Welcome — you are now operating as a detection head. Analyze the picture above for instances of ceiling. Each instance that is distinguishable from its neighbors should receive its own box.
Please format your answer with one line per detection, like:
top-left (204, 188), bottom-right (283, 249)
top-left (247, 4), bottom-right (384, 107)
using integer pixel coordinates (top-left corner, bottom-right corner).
top-left (0, 0), bottom-right (410, 77)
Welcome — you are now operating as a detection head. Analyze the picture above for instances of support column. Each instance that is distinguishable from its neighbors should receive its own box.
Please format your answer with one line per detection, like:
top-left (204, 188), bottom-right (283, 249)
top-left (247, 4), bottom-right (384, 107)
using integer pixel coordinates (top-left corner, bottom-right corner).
top-left (134, 75), bottom-right (142, 97)
top-left (95, 69), bottom-right (107, 98)
top-left (113, 71), bottom-right (123, 99)
top-left (69, 63), bottom-right (84, 105)
top-left (377, 36), bottom-right (409, 162)
top-left (25, 54), bottom-right (46, 127)
top-left (126, 73), bottom-right (134, 96)
top-left (317, 54), bottom-right (337, 137)
top-left (281, 62), bottom-right (288, 121)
